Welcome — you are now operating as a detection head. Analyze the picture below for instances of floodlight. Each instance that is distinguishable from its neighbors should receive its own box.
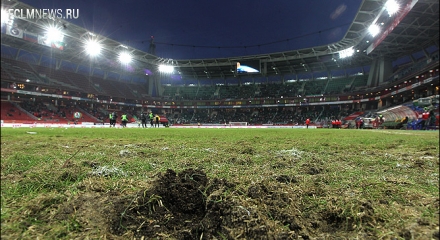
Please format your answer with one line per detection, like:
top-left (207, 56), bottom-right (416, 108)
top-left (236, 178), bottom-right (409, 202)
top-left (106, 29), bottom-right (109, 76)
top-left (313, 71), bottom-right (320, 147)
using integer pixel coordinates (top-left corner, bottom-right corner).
top-left (1, 9), bottom-right (9, 23)
top-left (158, 65), bottom-right (174, 73)
top-left (118, 52), bottom-right (132, 64)
top-left (385, 0), bottom-right (399, 16)
top-left (368, 24), bottom-right (380, 37)
top-left (46, 26), bottom-right (64, 42)
top-left (85, 40), bottom-right (102, 57)
top-left (339, 46), bottom-right (354, 59)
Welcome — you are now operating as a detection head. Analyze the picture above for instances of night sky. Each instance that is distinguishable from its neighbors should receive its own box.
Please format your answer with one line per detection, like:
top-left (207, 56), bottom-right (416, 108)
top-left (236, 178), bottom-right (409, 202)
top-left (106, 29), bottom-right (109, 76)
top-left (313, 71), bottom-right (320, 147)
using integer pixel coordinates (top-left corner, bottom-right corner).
top-left (19, 0), bottom-right (362, 59)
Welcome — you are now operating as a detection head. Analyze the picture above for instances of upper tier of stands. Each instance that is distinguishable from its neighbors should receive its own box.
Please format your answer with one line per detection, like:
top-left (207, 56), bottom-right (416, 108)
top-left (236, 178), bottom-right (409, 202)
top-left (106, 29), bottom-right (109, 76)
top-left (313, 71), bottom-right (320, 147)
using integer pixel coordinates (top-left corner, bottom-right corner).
top-left (1, 58), bottom-right (142, 99)
top-left (162, 75), bottom-right (370, 100)
top-left (1, 49), bottom-right (438, 102)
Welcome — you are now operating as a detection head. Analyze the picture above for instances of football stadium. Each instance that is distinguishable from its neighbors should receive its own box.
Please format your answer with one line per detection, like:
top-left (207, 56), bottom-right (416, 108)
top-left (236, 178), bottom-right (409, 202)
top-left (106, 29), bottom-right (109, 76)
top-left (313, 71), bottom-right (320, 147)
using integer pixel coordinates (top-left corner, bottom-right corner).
top-left (1, 0), bottom-right (439, 239)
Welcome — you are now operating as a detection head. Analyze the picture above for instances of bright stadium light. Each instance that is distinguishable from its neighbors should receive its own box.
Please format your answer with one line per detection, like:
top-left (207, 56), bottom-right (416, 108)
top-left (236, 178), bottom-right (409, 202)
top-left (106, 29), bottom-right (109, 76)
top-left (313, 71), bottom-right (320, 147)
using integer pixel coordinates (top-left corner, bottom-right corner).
top-left (385, 0), bottom-right (399, 16)
top-left (339, 46), bottom-right (354, 59)
top-left (46, 26), bottom-right (64, 42)
top-left (1, 9), bottom-right (9, 23)
top-left (158, 65), bottom-right (174, 73)
top-left (368, 24), bottom-right (380, 37)
top-left (84, 40), bottom-right (102, 57)
top-left (118, 52), bottom-right (132, 64)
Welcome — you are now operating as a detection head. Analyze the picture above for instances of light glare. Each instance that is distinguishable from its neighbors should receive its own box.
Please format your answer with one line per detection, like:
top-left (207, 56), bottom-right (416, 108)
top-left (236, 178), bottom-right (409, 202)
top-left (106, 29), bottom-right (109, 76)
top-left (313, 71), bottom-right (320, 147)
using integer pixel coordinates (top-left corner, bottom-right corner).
top-left (158, 65), bottom-right (174, 73)
top-left (385, 0), bottom-right (399, 16)
top-left (119, 52), bottom-right (132, 64)
top-left (85, 40), bottom-right (102, 57)
top-left (339, 46), bottom-right (354, 59)
top-left (46, 27), bottom-right (64, 42)
top-left (1, 9), bottom-right (9, 23)
top-left (368, 24), bottom-right (380, 37)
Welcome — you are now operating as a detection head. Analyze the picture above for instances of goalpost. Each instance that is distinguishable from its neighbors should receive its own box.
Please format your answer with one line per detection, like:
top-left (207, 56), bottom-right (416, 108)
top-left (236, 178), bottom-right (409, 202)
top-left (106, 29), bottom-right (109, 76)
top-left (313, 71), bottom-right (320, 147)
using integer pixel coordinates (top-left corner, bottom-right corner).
top-left (229, 122), bottom-right (248, 127)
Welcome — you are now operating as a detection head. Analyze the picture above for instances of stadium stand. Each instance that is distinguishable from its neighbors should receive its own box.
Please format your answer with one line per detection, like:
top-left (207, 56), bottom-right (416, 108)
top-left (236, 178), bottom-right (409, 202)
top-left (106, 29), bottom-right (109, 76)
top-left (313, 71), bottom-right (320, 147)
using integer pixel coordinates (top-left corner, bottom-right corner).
top-left (325, 77), bottom-right (351, 95)
top-left (1, 101), bottom-right (37, 122)
top-left (0, 1), bottom-right (438, 129)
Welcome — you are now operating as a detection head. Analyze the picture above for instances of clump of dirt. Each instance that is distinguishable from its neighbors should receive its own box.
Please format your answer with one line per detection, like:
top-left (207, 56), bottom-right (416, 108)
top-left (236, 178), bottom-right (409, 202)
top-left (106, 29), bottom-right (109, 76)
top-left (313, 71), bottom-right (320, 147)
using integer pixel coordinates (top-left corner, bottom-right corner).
top-left (111, 168), bottom-right (235, 239)
top-left (109, 168), bottom-right (368, 239)
top-left (109, 168), bottom-right (367, 239)
top-left (50, 168), bottom-right (438, 239)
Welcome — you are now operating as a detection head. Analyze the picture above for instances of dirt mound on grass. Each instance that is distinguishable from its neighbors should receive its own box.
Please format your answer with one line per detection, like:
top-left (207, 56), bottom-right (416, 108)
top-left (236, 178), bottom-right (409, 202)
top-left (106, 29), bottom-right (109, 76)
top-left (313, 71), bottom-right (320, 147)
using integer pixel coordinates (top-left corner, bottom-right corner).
top-left (52, 168), bottom-right (437, 239)
top-left (109, 168), bottom-right (357, 239)
top-left (111, 168), bottom-right (237, 239)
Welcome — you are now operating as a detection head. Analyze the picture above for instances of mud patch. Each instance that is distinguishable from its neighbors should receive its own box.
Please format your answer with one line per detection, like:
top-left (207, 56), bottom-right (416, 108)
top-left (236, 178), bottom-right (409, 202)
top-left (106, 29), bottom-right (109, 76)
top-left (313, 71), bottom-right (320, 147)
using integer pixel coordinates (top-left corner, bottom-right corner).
top-left (111, 168), bottom-right (235, 239)
top-left (109, 169), bottom-right (361, 239)
top-left (49, 168), bottom-right (438, 239)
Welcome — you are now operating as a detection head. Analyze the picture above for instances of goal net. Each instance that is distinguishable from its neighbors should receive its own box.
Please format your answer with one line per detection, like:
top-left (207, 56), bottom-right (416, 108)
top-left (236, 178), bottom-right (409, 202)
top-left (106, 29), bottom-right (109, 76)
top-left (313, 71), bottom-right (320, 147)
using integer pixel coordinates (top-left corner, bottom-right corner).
top-left (229, 122), bottom-right (248, 126)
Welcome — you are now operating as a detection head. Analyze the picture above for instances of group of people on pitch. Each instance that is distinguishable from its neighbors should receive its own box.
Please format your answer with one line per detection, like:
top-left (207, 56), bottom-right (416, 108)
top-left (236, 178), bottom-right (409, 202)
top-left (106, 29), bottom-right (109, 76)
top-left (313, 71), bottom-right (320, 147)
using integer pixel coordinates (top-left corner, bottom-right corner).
top-left (108, 111), bottom-right (129, 128)
top-left (139, 112), bottom-right (161, 128)
top-left (109, 111), bottom-right (162, 128)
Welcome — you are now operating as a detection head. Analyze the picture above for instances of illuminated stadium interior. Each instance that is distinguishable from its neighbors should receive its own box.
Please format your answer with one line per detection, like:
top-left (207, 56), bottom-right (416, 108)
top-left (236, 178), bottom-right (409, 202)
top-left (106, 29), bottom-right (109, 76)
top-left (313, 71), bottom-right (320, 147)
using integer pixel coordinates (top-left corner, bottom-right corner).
top-left (1, 0), bottom-right (439, 127)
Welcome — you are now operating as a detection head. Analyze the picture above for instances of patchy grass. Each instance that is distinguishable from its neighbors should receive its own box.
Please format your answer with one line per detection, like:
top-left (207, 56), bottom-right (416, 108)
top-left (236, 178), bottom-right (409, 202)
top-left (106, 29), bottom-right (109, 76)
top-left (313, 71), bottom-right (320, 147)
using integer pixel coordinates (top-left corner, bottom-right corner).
top-left (1, 128), bottom-right (439, 239)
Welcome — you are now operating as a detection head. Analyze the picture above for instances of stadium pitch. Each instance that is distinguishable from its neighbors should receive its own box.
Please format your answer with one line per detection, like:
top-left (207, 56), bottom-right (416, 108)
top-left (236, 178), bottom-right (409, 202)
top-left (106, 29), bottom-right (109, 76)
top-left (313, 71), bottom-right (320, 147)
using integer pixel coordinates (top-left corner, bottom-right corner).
top-left (1, 128), bottom-right (438, 239)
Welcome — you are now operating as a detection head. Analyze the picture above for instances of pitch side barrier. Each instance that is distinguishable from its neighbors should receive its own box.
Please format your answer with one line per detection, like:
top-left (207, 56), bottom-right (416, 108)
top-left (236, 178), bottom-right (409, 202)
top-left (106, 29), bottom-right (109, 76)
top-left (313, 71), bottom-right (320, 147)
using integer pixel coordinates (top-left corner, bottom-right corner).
top-left (171, 125), bottom-right (316, 129)
top-left (1, 122), bottom-right (317, 129)
top-left (0, 122), bottom-right (141, 128)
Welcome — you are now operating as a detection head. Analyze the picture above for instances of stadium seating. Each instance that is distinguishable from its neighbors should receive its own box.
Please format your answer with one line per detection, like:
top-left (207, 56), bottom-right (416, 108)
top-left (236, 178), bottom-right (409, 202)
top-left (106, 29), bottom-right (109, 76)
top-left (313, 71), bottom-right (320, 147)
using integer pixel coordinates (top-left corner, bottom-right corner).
top-left (162, 85), bottom-right (180, 99)
top-left (350, 76), bottom-right (369, 91)
top-left (0, 49), bottom-right (437, 128)
top-left (325, 77), bottom-right (351, 95)
top-left (90, 76), bottom-right (125, 98)
top-left (197, 86), bottom-right (217, 100)
top-left (218, 85), bottom-right (240, 99)
top-left (1, 101), bottom-right (37, 122)
top-left (1, 61), bottom-right (36, 84)
top-left (179, 85), bottom-right (199, 100)
top-left (75, 108), bottom-right (101, 123)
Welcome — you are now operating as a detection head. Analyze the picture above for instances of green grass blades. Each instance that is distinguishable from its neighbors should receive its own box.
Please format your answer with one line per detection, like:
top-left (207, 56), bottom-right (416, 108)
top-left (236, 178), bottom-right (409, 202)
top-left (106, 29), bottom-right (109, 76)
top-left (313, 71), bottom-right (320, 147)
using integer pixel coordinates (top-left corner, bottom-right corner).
top-left (1, 128), bottom-right (439, 239)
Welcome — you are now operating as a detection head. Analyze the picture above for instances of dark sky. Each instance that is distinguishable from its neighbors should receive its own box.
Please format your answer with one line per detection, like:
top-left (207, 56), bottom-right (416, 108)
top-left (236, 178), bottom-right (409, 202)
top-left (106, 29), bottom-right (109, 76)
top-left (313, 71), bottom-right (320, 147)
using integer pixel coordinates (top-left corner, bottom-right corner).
top-left (19, 0), bottom-right (362, 59)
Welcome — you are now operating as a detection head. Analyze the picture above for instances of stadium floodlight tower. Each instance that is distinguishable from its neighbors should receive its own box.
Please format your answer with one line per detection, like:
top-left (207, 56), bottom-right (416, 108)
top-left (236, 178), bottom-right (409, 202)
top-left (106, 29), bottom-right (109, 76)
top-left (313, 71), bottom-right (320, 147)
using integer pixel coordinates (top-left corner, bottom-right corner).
top-left (368, 24), bottom-right (380, 37)
top-left (338, 46), bottom-right (354, 59)
top-left (1, 9), bottom-right (9, 24)
top-left (84, 39), bottom-right (102, 57)
top-left (46, 26), bottom-right (64, 42)
top-left (385, 0), bottom-right (399, 16)
top-left (158, 65), bottom-right (174, 74)
top-left (118, 52), bottom-right (132, 64)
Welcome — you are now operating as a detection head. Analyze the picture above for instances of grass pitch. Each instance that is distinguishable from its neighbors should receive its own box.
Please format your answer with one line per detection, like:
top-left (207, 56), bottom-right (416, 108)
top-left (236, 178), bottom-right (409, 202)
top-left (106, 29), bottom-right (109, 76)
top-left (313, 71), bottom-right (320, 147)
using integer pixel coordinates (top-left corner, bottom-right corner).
top-left (1, 127), bottom-right (439, 239)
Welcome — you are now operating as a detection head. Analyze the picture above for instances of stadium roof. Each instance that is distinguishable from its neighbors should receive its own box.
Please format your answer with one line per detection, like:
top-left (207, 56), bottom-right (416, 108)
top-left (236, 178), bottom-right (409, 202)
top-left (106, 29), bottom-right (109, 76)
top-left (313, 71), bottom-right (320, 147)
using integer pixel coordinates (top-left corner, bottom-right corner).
top-left (1, 0), bottom-right (439, 80)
